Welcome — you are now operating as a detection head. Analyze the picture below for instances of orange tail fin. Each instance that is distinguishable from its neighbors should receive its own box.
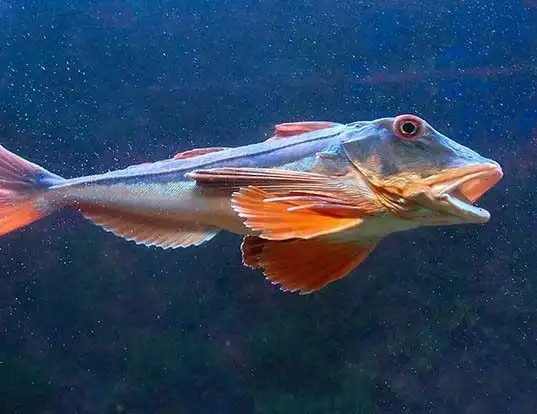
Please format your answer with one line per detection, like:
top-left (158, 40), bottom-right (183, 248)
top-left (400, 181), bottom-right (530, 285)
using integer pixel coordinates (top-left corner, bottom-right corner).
top-left (0, 145), bottom-right (64, 236)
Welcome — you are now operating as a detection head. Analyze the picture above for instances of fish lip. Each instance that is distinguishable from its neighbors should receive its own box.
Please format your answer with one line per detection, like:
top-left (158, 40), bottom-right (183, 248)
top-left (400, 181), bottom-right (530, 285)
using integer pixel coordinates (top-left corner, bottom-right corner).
top-left (427, 163), bottom-right (503, 223)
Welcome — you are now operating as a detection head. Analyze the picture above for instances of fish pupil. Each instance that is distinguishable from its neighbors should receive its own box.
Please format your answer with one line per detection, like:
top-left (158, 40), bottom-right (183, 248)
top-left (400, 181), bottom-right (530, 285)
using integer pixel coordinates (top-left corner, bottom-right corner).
top-left (401, 121), bottom-right (418, 135)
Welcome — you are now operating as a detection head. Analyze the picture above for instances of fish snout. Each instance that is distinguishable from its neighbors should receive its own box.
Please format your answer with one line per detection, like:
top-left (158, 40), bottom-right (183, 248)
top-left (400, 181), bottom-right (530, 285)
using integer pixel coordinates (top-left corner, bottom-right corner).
top-left (427, 162), bottom-right (503, 223)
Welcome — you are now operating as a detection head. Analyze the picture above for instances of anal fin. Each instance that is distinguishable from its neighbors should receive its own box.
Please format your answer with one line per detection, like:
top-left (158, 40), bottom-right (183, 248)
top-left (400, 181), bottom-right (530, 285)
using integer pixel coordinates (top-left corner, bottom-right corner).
top-left (241, 236), bottom-right (378, 294)
top-left (79, 205), bottom-right (219, 249)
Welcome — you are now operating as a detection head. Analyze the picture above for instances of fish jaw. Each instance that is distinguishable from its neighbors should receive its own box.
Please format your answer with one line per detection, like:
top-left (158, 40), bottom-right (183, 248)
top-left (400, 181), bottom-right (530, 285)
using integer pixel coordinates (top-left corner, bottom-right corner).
top-left (364, 161), bottom-right (503, 227)
top-left (415, 162), bottom-right (503, 224)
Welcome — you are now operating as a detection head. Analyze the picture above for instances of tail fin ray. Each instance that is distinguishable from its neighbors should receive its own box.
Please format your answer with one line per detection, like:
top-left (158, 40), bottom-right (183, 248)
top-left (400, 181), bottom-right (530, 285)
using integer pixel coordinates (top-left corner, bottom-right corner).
top-left (0, 145), bottom-right (64, 236)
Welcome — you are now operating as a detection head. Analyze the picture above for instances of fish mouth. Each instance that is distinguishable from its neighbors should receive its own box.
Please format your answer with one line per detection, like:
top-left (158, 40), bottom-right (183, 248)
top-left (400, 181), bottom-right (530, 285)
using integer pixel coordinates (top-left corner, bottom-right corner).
top-left (426, 163), bottom-right (503, 223)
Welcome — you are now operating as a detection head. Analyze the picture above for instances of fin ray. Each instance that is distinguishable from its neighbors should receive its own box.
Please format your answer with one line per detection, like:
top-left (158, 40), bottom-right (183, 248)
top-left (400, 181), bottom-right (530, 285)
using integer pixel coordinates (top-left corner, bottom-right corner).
top-left (173, 147), bottom-right (229, 160)
top-left (232, 186), bottom-right (377, 240)
top-left (267, 121), bottom-right (343, 140)
top-left (187, 167), bottom-right (335, 191)
top-left (0, 145), bottom-right (65, 236)
top-left (241, 236), bottom-right (378, 294)
top-left (189, 167), bottom-right (382, 240)
top-left (79, 205), bottom-right (219, 249)
top-left (189, 167), bottom-right (381, 214)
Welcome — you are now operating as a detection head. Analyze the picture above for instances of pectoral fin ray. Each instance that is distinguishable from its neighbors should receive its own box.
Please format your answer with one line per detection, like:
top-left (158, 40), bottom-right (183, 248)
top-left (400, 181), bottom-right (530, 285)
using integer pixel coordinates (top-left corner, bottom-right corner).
top-left (241, 235), bottom-right (378, 294)
top-left (232, 186), bottom-right (367, 239)
top-left (189, 167), bottom-right (381, 239)
top-left (187, 167), bottom-right (335, 191)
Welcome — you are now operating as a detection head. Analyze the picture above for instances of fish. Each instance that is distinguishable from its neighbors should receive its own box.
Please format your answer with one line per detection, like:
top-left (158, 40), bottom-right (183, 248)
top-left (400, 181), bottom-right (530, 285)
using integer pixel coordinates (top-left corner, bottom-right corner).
top-left (0, 114), bottom-right (503, 294)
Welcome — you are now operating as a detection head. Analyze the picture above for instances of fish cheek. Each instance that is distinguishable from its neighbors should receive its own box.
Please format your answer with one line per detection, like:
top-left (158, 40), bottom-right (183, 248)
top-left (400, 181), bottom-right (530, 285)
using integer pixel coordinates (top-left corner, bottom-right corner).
top-left (342, 138), bottom-right (405, 182)
top-left (311, 152), bottom-right (352, 176)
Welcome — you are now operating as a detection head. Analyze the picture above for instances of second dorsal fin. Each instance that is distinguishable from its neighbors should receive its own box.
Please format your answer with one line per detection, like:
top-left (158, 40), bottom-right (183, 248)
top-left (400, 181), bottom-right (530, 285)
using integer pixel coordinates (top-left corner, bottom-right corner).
top-left (267, 121), bottom-right (342, 141)
top-left (173, 147), bottom-right (229, 160)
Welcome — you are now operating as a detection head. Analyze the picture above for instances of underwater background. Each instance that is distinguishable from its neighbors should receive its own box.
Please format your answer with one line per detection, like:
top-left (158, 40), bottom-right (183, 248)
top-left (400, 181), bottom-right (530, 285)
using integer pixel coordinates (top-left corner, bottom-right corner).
top-left (0, 0), bottom-right (536, 413)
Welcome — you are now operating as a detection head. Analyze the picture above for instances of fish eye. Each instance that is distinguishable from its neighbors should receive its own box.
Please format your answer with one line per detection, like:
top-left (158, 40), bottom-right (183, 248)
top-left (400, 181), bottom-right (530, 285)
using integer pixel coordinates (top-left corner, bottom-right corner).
top-left (393, 114), bottom-right (424, 141)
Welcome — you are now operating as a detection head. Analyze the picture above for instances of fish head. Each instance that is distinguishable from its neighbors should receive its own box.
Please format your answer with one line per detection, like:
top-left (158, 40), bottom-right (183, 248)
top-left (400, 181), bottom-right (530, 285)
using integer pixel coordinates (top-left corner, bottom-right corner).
top-left (341, 114), bottom-right (503, 226)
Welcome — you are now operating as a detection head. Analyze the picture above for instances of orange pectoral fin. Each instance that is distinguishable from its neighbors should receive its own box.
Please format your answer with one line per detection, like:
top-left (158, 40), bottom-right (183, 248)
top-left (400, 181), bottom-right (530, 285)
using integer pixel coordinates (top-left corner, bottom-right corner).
top-left (232, 186), bottom-right (366, 240)
top-left (241, 236), bottom-right (378, 294)
top-left (188, 167), bottom-right (382, 239)
top-left (268, 121), bottom-right (343, 140)
top-left (188, 167), bottom-right (381, 209)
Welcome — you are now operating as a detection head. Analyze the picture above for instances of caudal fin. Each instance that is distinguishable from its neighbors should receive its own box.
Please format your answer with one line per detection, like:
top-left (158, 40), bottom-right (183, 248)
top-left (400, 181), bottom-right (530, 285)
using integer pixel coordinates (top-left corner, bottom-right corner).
top-left (0, 145), bottom-right (64, 236)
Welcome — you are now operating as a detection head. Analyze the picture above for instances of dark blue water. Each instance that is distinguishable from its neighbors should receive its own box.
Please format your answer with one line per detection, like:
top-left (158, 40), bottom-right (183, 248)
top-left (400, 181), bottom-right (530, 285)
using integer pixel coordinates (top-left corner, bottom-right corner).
top-left (0, 1), bottom-right (535, 413)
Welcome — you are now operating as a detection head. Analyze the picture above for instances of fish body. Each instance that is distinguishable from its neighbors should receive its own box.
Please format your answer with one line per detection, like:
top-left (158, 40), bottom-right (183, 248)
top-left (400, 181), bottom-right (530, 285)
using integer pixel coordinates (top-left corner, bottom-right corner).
top-left (0, 115), bottom-right (503, 293)
top-left (47, 122), bottom-right (349, 236)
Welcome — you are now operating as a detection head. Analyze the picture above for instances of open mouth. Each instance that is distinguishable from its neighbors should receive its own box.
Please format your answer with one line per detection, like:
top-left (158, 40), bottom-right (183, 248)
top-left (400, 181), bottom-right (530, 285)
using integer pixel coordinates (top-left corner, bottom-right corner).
top-left (429, 164), bottom-right (503, 223)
